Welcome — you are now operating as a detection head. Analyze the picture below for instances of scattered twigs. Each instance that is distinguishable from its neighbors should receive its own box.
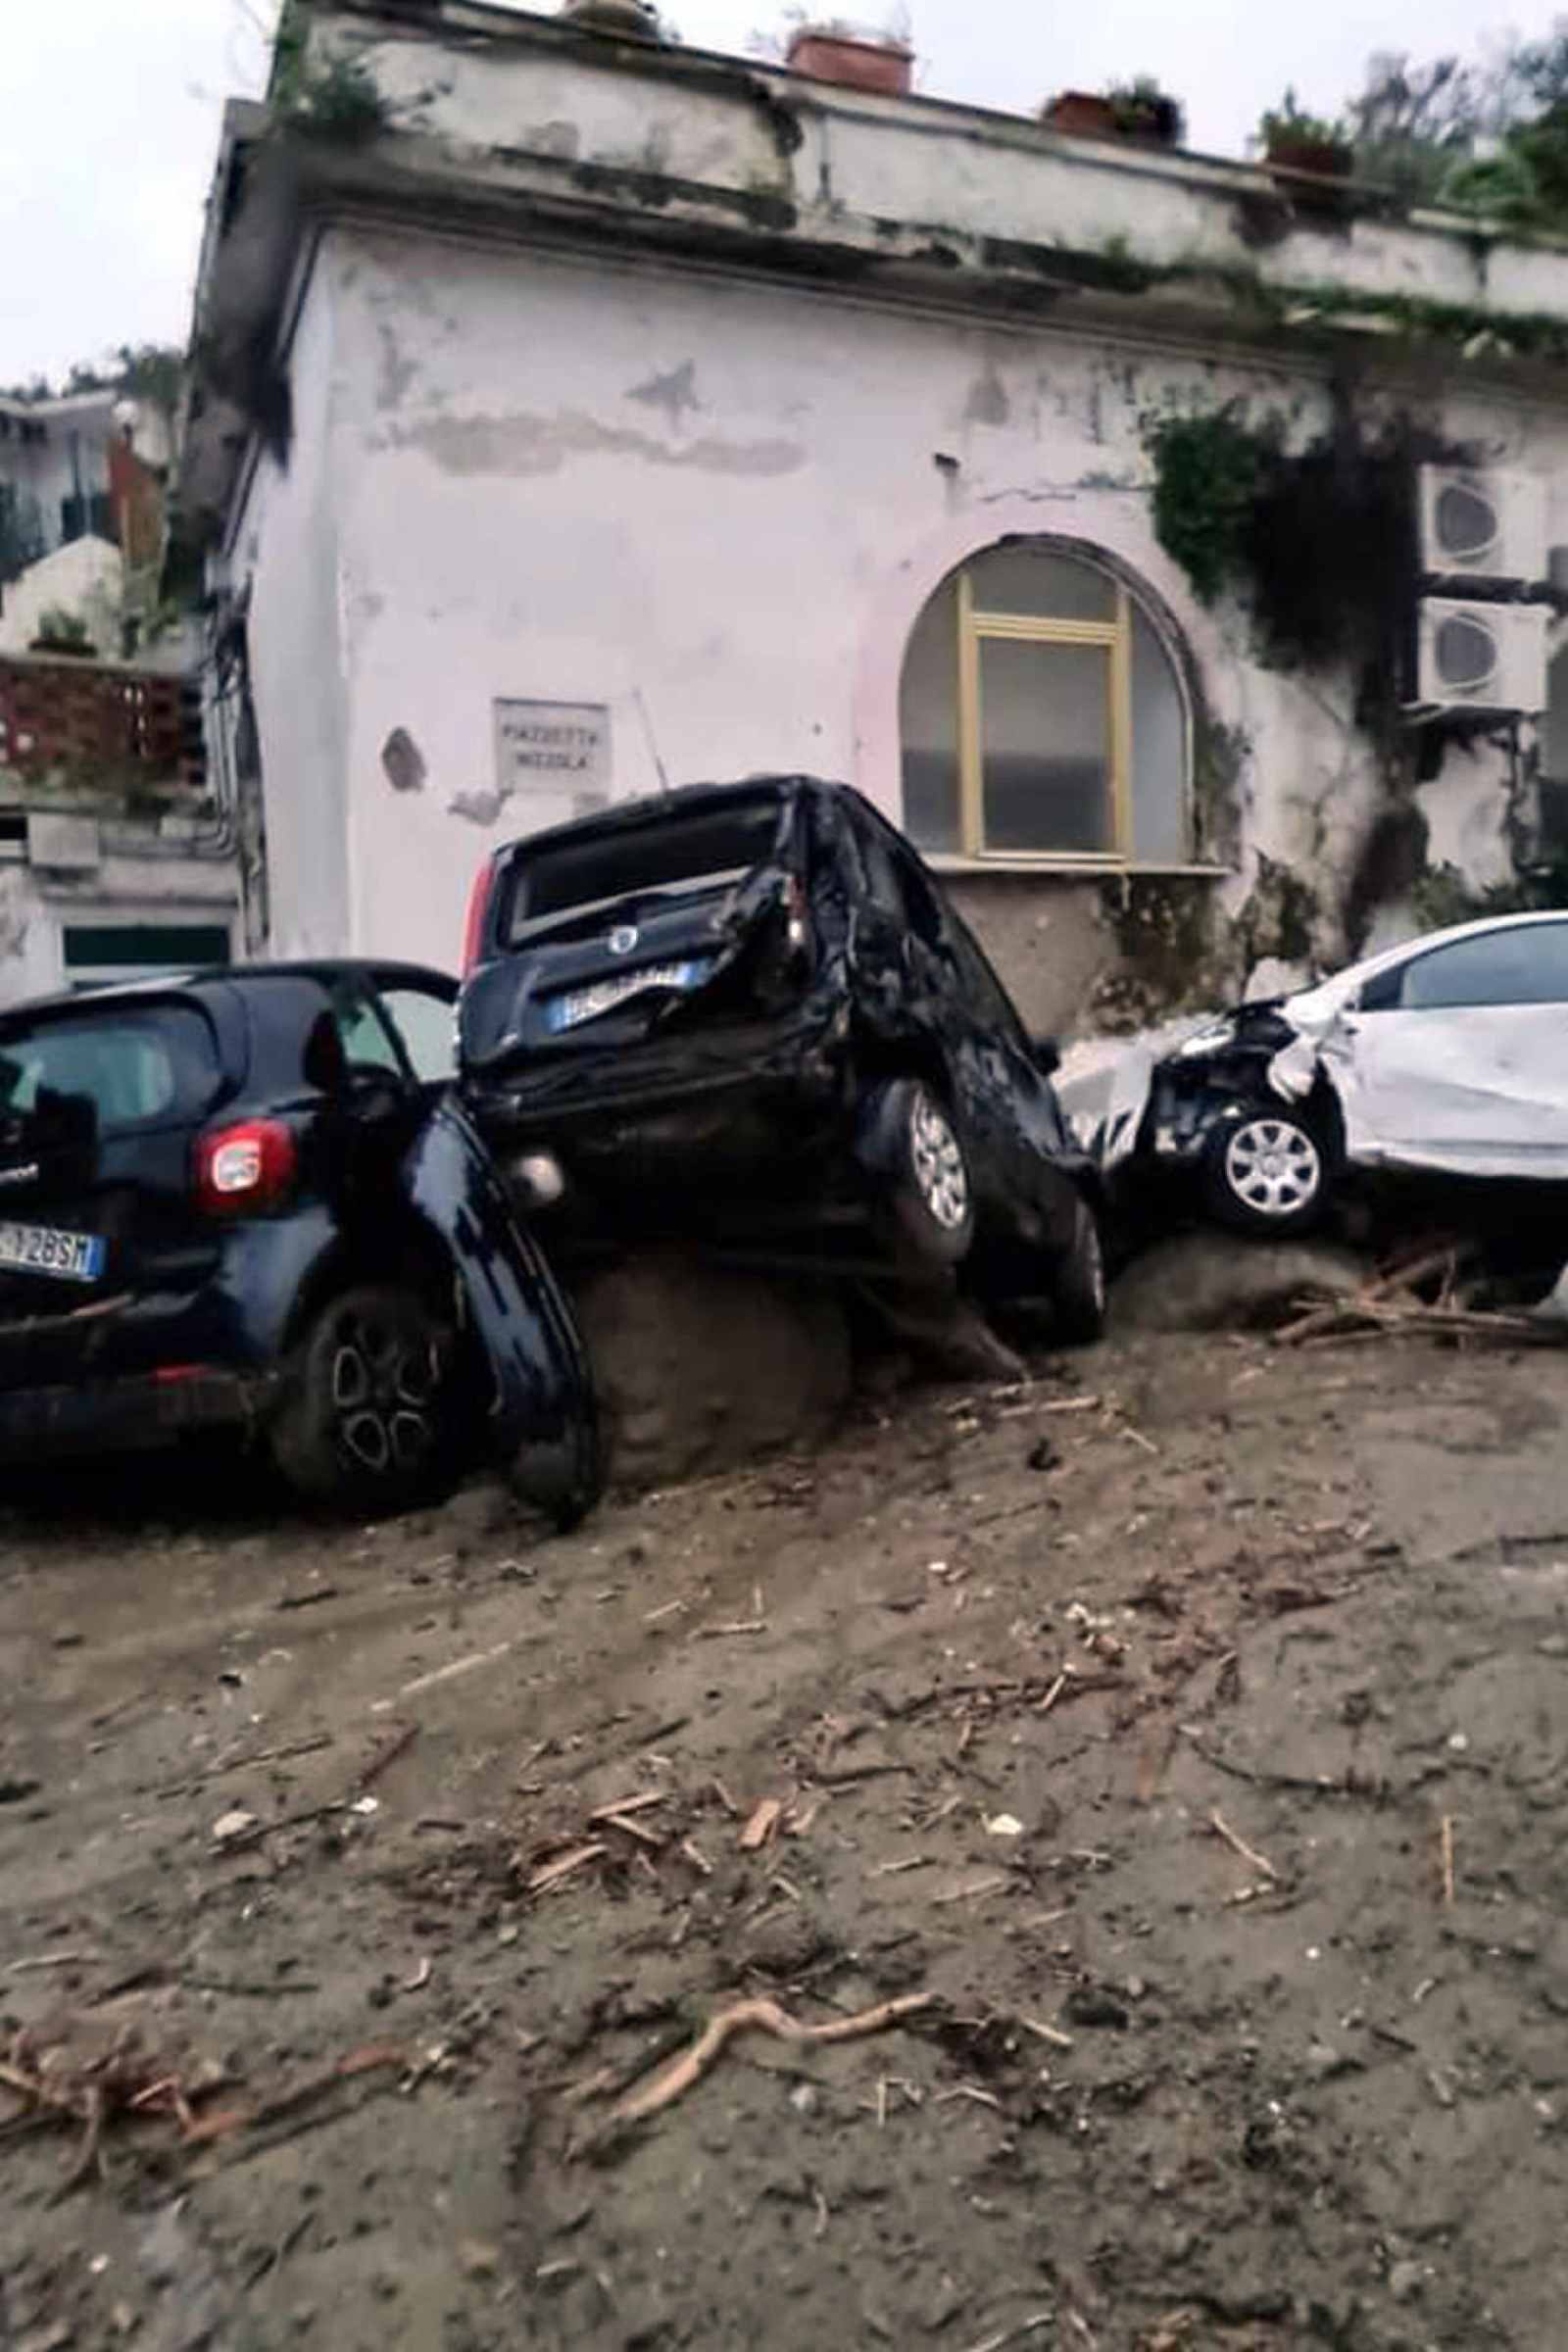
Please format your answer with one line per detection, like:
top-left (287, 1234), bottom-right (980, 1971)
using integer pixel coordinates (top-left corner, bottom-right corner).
top-left (527, 1842), bottom-right (606, 1894)
top-left (1275, 1241), bottom-right (1555, 1349)
top-left (603, 1992), bottom-right (935, 2131)
top-left (1207, 1809), bottom-right (1278, 1882)
top-left (356, 1723), bottom-right (418, 1794)
top-left (1440, 1814), bottom-right (1456, 1906)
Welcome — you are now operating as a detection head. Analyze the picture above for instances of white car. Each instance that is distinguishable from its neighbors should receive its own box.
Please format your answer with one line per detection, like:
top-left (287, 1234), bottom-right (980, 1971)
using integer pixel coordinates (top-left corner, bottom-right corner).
top-left (1091, 909), bottom-right (1568, 1234)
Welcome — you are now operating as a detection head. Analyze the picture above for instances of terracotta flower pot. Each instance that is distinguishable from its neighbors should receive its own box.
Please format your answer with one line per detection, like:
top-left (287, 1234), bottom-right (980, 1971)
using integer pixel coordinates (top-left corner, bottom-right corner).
top-left (1044, 90), bottom-right (1118, 140)
top-left (786, 29), bottom-right (912, 97)
top-left (1265, 135), bottom-right (1352, 183)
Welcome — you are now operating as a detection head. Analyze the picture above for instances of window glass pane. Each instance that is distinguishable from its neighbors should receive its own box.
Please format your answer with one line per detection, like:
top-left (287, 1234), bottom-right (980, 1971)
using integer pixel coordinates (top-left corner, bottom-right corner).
top-left (506, 791), bottom-right (785, 934)
top-left (899, 576), bottom-right (960, 853)
top-left (966, 546), bottom-right (1115, 621)
top-left (0, 1008), bottom-right (218, 1136)
top-left (380, 987), bottom-right (457, 1082)
top-left (1129, 604), bottom-right (1187, 863)
top-left (333, 991), bottom-right (403, 1074)
top-left (977, 637), bottom-right (1111, 853)
top-left (1400, 923), bottom-right (1568, 1008)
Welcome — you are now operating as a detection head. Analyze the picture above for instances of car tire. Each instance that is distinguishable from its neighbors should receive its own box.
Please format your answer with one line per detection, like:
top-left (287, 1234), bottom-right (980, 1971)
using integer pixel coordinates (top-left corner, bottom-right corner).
top-left (875, 1078), bottom-right (976, 1268)
top-left (1050, 1192), bottom-right (1107, 1344)
top-left (271, 1283), bottom-right (458, 1514)
top-left (1202, 1105), bottom-right (1329, 1237)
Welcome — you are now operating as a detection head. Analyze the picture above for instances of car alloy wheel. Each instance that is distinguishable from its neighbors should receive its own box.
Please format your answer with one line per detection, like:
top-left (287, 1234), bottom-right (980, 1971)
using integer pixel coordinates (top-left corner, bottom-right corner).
top-left (908, 1089), bottom-right (970, 1232)
top-left (327, 1300), bottom-right (439, 1480)
top-left (1222, 1114), bottom-right (1323, 1221)
top-left (271, 1283), bottom-right (457, 1512)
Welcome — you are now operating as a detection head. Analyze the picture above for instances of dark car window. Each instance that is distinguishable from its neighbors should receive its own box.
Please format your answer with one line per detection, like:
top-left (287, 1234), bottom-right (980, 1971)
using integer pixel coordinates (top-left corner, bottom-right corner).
top-left (1392, 922), bottom-right (1568, 1009)
top-left (379, 985), bottom-right (457, 1083)
top-left (506, 794), bottom-right (788, 935)
top-left (0, 1005), bottom-right (220, 1136)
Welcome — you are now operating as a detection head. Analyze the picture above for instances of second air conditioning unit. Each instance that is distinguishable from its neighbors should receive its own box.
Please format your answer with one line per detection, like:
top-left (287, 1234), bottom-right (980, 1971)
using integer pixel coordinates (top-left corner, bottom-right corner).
top-left (1419, 466), bottom-right (1545, 582)
top-left (1417, 598), bottom-right (1549, 713)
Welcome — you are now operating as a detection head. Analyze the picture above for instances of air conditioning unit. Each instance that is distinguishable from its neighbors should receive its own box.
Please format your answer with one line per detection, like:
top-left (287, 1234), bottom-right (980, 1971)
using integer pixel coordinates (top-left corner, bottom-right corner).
top-left (1417, 598), bottom-right (1549, 713)
top-left (1419, 467), bottom-right (1545, 582)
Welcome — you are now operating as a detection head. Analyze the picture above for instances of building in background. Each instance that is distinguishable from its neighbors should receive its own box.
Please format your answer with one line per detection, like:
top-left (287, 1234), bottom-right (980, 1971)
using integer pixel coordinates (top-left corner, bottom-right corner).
top-left (0, 389), bottom-right (236, 1004)
top-left (175, 0), bottom-right (1568, 1033)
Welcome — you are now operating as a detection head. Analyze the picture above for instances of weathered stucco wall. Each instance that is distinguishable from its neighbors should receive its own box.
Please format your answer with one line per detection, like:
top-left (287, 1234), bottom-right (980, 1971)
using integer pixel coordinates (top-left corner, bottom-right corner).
top-left (228, 255), bottom-right (352, 961)
top-left (0, 840), bottom-right (239, 1010)
top-left (220, 192), bottom-right (1568, 1008)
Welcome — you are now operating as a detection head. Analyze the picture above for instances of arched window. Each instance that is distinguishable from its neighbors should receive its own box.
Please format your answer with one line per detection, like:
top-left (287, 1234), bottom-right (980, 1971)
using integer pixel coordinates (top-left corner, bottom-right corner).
top-left (899, 542), bottom-right (1190, 863)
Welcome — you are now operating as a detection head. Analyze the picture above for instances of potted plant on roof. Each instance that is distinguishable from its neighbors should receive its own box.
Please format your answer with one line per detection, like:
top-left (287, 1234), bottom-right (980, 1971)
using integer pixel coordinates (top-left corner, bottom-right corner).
top-left (783, 16), bottom-right (914, 97)
top-left (559, 0), bottom-right (664, 40)
top-left (29, 608), bottom-right (94, 660)
top-left (1044, 77), bottom-right (1185, 148)
top-left (1258, 90), bottom-right (1352, 186)
top-left (1106, 77), bottom-right (1185, 149)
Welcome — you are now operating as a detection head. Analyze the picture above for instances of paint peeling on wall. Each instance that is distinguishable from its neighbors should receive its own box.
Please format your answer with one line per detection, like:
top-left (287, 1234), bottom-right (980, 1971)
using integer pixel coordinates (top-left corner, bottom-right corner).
top-left (382, 409), bottom-right (803, 479)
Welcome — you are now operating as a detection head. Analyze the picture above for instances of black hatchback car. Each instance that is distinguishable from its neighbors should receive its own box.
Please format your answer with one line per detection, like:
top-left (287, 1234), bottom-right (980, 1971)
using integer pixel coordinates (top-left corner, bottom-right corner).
top-left (0, 960), bottom-right (597, 1521)
top-left (459, 777), bottom-right (1104, 1336)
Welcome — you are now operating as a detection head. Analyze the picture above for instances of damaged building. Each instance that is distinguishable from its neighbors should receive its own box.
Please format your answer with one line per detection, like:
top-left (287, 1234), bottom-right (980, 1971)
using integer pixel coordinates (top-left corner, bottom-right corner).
top-left (175, 0), bottom-right (1568, 1031)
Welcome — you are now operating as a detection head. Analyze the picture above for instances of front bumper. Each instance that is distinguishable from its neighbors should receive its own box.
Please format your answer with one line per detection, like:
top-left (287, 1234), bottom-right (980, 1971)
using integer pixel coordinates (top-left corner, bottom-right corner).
top-left (0, 1364), bottom-right (277, 1461)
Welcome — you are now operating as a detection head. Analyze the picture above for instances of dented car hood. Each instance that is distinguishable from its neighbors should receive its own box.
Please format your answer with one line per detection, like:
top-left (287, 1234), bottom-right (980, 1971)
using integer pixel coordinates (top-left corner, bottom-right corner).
top-left (1064, 923), bottom-right (1568, 1185)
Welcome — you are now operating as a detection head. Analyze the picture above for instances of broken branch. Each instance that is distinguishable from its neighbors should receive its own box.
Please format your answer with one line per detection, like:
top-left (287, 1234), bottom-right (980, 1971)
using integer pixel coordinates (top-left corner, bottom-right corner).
top-left (1207, 1809), bottom-right (1278, 1882)
top-left (606, 1992), bottom-right (934, 2128)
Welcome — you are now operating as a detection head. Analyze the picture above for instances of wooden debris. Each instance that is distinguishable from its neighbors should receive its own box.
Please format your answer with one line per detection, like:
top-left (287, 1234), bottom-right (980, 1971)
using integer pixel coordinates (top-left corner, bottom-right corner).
top-left (356, 1723), bottom-right (418, 1793)
top-left (587, 1791), bottom-right (665, 1822)
top-left (1275, 1241), bottom-right (1553, 1350)
top-left (934, 2082), bottom-right (1003, 2110)
top-left (1441, 1814), bottom-right (1456, 1906)
top-left (602, 1812), bottom-right (664, 1850)
top-left (603, 1991), bottom-right (935, 2129)
top-left (930, 1873), bottom-right (1009, 1907)
top-left (679, 1838), bottom-right (713, 1877)
top-left (1207, 1809), bottom-right (1278, 1883)
top-left (739, 1797), bottom-right (784, 1851)
top-left (527, 1842), bottom-right (607, 1894)
top-left (1020, 2016), bottom-right (1074, 2050)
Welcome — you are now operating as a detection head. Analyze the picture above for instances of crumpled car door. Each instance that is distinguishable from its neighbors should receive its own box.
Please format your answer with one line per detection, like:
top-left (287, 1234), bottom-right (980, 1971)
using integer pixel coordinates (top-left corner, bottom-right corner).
top-left (1329, 919), bottom-right (1568, 1178)
top-left (402, 1098), bottom-right (601, 1526)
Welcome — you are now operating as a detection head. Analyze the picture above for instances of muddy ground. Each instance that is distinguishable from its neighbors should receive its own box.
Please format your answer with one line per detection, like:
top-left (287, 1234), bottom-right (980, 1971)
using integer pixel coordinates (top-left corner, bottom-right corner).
top-left (6, 1325), bottom-right (1568, 2352)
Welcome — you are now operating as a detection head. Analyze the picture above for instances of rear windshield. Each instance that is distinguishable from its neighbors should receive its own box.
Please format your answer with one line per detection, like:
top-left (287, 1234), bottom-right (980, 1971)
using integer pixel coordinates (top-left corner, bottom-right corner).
top-left (505, 795), bottom-right (788, 938)
top-left (0, 1005), bottom-right (220, 1139)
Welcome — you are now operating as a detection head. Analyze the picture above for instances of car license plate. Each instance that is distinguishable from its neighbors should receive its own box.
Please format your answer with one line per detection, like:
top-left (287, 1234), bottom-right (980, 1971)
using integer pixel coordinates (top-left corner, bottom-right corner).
top-left (0, 1221), bottom-right (107, 1284)
top-left (547, 960), bottom-right (710, 1034)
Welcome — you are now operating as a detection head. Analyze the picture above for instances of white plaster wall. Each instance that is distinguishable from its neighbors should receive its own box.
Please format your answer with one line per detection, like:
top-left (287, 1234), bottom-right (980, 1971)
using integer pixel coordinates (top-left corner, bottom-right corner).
top-left (232, 216), bottom-right (1562, 992)
top-left (225, 253), bottom-right (353, 960)
top-left (313, 223), bottom-right (1425, 972)
top-left (0, 537), bottom-right (123, 656)
top-left (0, 849), bottom-right (239, 1010)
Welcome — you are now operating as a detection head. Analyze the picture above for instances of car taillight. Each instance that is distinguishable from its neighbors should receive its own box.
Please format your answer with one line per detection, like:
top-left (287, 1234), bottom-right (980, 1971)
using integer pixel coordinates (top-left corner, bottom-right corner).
top-left (463, 856), bottom-right (498, 977)
top-left (194, 1118), bottom-right (297, 1215)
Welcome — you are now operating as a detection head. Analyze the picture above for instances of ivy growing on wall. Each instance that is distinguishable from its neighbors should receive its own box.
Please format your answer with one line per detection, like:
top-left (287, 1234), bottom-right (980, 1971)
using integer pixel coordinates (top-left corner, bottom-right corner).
top-left (1142, 395), bottom-right (1473, 751)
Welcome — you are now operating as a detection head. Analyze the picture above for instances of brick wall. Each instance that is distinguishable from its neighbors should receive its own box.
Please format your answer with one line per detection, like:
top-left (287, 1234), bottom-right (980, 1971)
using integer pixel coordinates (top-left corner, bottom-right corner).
top-left (0, 653), bottom-right (203, 788)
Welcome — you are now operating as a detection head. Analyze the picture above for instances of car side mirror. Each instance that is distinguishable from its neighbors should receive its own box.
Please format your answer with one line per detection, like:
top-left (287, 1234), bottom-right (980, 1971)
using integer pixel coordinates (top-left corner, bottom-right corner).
top-left (1032, 1035), bottom-right (1061, 1077)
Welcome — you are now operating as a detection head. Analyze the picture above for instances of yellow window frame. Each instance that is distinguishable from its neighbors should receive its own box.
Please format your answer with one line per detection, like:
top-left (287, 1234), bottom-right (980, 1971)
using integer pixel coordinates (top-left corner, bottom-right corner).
top-left (956, 570), bottom-right (1134, 863)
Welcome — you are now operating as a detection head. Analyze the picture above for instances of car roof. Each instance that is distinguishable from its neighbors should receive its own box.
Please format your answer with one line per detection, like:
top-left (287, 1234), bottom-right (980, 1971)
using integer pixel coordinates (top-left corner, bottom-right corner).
top-left (0, 957), bottom-right (456, 1024)
top-left (490, 775), bottom-right (851, 863)
top-left (1311, 907), bottom-right (1568, 998)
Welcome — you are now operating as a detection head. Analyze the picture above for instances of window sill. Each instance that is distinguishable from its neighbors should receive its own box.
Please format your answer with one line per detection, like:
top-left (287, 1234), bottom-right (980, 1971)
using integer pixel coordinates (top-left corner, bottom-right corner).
top-left (924, 855), bottom-right (1233, 881)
